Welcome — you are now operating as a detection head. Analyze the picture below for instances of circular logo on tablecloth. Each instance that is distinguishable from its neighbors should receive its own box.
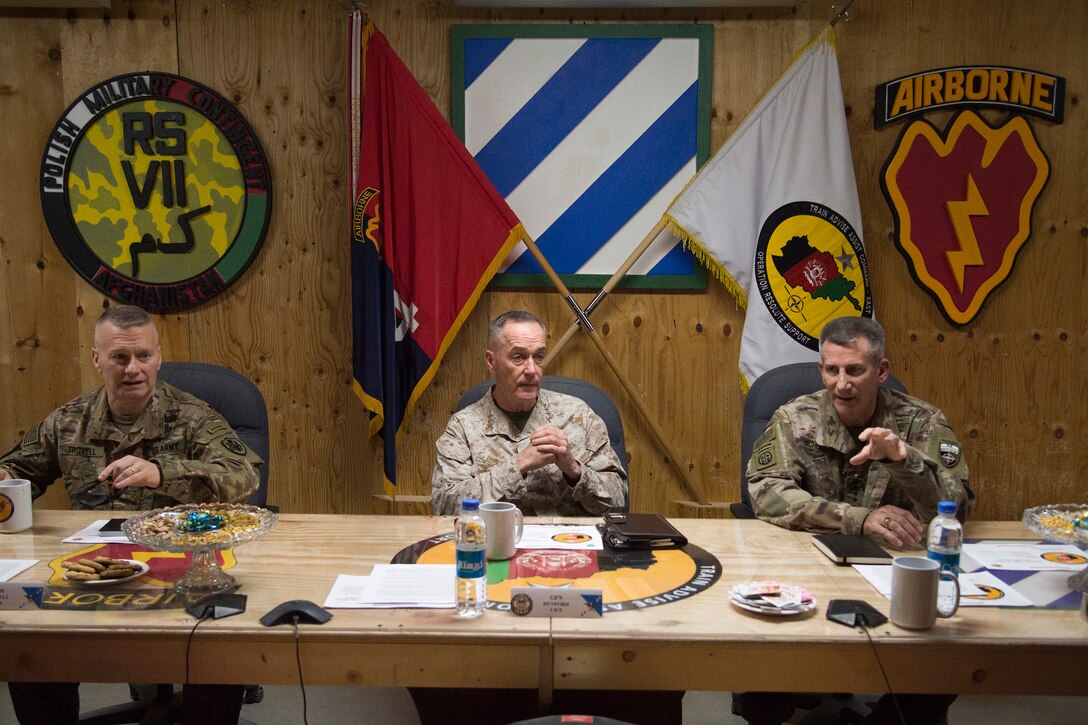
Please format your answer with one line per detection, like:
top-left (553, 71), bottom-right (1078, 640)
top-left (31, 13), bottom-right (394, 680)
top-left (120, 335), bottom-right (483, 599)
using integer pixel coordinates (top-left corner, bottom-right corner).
top-left (40, 73), bottom-right (271, 312)
top-left (393, 530), bottom-right (722, 612)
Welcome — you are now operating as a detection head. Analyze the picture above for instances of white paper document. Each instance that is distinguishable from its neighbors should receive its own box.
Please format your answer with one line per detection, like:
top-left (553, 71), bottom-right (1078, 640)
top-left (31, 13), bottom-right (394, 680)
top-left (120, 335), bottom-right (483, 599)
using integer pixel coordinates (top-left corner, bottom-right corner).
top-left (0, 560), bottom-right (37, 582)
top-left (324, 564), bottom-right (455, 608)
top-left (63, 519), bottom-right (132, 544)
top-left (962, 542), bottom-right (1087, 571)
top-left (516, 524), bottom-right (603, 551)
top-left (852, 564), bottom-right (1028, 607)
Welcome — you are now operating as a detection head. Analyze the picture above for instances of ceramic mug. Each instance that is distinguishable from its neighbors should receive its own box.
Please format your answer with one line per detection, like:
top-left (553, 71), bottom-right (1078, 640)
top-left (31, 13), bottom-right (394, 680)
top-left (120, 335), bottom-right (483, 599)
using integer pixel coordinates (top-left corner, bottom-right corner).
top-left (479, 501), bottom-right (524, 561)
top-left (890, 555), bottom-right (959, 629)
top-left (0, 479), bottom-right (33, 533)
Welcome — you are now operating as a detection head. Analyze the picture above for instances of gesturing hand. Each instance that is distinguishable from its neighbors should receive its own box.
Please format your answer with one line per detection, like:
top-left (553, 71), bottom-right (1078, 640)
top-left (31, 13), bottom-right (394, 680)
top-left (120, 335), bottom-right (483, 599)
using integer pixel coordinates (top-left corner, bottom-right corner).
top-left (850, 427), bottom-right (908, 465)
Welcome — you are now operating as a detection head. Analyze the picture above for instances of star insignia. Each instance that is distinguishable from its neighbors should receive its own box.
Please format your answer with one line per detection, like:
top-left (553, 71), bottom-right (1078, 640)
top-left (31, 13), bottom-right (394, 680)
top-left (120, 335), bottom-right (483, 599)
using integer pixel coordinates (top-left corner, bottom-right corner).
top-left (836, 247), bottom-right (855, 270)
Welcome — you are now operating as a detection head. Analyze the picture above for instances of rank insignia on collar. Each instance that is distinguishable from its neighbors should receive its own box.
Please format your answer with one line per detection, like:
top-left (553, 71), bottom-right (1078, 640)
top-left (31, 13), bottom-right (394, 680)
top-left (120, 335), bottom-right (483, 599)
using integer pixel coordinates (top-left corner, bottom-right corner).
top-left (939, 440), bottom-right (961, 468)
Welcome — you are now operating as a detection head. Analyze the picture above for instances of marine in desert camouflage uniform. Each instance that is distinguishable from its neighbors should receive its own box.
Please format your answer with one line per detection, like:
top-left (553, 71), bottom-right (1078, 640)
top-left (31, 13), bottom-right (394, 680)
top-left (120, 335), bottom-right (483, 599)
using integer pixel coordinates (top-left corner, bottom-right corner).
top-left (0, 305), bottom-right (260, 509)
top-left (431, 310), bottom-right (626, 516)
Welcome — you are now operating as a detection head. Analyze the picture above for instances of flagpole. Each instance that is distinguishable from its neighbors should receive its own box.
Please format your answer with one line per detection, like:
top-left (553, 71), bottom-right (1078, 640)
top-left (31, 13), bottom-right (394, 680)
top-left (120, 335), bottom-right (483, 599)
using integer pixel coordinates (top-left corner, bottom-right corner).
top-left (547, 0), bottom-right (856, 372)
top-left (543, 220), bottom-right (666, 367)
top-left (519, 232), bottom-right (710, 505)
top-left (830, 0), bottom-right (858, 26)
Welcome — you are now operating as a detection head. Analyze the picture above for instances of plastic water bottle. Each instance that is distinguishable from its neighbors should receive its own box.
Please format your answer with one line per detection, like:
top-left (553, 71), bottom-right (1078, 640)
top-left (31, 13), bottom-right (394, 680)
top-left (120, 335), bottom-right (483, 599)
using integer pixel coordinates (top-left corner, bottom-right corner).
top-left (927, 500), bottom-right (963, 574)
top-left (455, 497), bottom-right (487, 618)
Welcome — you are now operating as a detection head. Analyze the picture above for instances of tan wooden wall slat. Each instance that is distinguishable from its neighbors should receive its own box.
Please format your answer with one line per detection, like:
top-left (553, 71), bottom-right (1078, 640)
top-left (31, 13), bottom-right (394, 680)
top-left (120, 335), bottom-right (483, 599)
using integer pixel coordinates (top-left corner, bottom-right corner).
top-left (1, 0), bottom-right (1084, 519)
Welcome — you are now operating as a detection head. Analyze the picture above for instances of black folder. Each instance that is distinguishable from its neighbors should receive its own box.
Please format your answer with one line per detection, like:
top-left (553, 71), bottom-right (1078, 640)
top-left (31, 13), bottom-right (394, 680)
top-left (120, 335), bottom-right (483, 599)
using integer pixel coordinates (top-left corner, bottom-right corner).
top-left (598, 513), bottom-right (688, 550)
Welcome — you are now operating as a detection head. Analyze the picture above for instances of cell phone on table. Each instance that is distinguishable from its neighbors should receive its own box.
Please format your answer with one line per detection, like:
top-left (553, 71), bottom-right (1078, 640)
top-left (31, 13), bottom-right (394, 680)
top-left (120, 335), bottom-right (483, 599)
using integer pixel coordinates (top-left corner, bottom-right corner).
top-left (98, 518), bottom-right (129, 533)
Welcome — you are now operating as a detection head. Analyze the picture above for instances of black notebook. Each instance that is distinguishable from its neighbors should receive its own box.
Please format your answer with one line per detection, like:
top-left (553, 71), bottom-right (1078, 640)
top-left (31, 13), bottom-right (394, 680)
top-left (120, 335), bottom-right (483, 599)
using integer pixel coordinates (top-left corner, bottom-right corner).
top-left (812, 534), bottom-right (892, 565)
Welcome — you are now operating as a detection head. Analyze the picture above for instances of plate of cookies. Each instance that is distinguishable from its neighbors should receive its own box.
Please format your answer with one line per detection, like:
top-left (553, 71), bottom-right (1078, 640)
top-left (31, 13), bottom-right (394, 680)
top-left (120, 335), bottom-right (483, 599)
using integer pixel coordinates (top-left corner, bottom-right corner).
top-left (62, 557), bottom-right (149, 586)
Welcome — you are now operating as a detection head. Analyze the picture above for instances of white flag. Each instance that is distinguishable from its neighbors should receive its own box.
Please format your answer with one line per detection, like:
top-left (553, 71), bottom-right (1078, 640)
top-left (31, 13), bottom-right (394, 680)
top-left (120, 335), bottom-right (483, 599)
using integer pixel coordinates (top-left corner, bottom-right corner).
top-left (664, 27), bottom-right (872, 391)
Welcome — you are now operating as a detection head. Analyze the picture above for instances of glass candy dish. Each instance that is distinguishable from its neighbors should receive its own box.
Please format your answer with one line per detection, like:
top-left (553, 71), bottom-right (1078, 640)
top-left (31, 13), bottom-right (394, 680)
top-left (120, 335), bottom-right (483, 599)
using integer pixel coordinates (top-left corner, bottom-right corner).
top-left (123, 503), bottom-right (276, 597)
top-left (1022, 504), bottom-right (1088, 593)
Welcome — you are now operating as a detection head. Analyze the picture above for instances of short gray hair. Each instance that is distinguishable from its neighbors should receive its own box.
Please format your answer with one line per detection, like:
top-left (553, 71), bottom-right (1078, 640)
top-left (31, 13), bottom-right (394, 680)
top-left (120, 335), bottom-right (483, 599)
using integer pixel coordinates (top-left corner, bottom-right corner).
top-left (96, 305), bottom-right (154, 330)
top-left (818, 316), bottom-right (886, 363)
top-left (488, 310), bottom-right (545, 348)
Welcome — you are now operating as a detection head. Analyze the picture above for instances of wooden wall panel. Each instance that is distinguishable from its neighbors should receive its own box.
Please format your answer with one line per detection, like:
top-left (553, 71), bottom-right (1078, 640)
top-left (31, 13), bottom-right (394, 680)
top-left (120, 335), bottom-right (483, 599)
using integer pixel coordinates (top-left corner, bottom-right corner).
top-left (174, 0), bottom-right (373, 514)
top-left (834, 0), bottom-right (1088, 521)
top-left (1, 0), bottom-right (1084, 521)
top-left (0, 1), bottom-right (183, 509)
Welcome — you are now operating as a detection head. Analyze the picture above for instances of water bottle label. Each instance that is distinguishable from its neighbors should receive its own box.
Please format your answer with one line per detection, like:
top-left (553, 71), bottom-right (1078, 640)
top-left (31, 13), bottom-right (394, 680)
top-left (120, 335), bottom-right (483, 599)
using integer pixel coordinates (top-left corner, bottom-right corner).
top-left (927, 549), bottom-right (960, 572)
top-left (456, 548), bottom-right (486, 578)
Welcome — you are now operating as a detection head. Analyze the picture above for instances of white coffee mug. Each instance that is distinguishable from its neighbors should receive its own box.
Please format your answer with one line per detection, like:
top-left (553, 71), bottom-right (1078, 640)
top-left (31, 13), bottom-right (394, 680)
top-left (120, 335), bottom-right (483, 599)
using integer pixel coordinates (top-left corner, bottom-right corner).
top-left (479, 501), bottom-right (524, 561)
top-left (890, 555), bottom-right (959, 629)
top-left (0, 479), bottom-right (33, 534)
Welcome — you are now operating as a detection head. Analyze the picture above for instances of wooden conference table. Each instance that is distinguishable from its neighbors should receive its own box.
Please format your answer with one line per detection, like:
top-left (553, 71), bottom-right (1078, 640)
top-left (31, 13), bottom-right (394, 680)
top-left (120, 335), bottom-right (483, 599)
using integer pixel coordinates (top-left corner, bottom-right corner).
top-left (1, 511), bottom-right (1085, 701)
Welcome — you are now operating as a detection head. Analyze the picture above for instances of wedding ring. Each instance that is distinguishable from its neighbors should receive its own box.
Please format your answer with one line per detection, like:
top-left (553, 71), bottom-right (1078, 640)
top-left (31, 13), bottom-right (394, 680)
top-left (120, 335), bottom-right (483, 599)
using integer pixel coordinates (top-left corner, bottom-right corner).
top-left (127, 466), bottom-right (136, 475)
top-left (883, 516), bottom-right (892, 527)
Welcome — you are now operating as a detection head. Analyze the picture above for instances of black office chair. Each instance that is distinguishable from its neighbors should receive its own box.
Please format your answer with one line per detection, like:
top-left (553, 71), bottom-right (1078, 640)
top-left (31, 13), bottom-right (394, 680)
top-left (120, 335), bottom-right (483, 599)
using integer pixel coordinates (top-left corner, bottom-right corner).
top-left (733, 361), bottom-right (908, 518)
top-left (455, 375), bottom-right (629, 511)
top-left (157, 361), bottom-right (271, 508)
top-left (79, 362), bottom-right (269, 725)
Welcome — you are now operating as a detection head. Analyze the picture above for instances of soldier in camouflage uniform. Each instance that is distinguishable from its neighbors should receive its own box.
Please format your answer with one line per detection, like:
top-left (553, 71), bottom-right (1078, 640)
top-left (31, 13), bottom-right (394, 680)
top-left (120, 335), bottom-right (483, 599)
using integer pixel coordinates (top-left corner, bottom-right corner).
top-left (1, 305), bottom-right (258, 725)
top-left (738, 316), bottom-right (971, 725)
top-left (431, 310), bottom-right (626, 516)
top-left (0, 307), bottom-right (260, 509)
top-left (746, 316), bottom-right (972, 546)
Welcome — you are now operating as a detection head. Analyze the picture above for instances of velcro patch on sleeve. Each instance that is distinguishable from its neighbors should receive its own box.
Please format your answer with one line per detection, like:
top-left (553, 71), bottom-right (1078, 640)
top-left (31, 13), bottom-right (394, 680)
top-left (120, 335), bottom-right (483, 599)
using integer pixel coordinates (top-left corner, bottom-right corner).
top-left (751, 431), bottom-right (780, 472)
top-left (22, 424), bottom-right (41, 447)
top-left (937, 439), bottom-right (961, 468)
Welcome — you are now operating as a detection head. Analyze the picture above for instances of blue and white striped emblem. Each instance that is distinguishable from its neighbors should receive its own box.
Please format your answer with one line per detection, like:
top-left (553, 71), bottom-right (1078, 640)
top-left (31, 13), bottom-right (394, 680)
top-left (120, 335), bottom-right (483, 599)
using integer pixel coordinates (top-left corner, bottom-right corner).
top-left (455, 26), bottom-right (711, 286)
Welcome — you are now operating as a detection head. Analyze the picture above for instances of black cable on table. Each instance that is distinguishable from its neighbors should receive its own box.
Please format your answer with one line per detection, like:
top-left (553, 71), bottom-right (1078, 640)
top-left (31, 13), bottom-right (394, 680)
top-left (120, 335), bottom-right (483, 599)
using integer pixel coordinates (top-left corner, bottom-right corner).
top-left (859, 619), bottom-right (907, 725)
top-left (185, 611), bottom-right (212, 686)
top-left (293, 616), bottom-right (310, 725)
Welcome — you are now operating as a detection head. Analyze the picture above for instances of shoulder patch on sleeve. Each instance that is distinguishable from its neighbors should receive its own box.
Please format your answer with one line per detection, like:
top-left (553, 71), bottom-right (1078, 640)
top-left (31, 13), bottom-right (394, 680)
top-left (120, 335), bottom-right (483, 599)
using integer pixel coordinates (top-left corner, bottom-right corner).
top-left (937, 439), bottom-right (961, 468)
top-left (751, 430), bottom-right (780, 472)
top-left (22, 424), bottom-right (41, 447)
top-left (221, 436), bottom-right (248, 457)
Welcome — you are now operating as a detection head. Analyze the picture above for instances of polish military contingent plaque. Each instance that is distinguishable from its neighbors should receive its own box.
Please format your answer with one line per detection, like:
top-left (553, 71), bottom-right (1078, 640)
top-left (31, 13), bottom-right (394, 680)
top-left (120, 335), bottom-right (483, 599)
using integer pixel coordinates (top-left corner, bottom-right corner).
top-left (40, 72), bottom-right (271, 312)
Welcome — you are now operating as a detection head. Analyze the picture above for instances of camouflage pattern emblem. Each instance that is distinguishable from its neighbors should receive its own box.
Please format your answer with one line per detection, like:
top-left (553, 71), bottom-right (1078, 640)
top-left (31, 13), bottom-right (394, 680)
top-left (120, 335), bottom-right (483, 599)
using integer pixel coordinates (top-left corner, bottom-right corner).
top-left (881, 110), bottom-right (1049, 325)
top-left (754, 201), bottom-right (873, 352)
top-left (40, 73), bottom-right (272, 312)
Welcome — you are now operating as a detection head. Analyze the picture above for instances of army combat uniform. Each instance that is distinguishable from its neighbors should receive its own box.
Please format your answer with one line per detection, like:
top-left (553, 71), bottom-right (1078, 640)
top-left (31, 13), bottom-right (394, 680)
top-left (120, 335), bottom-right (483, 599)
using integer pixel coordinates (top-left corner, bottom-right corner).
top-left (747, 387), bottom-right (973, 534)
top-left (0, 381), bottom-right (261, 510)
top-left (432, 388), bottom-right (627, 516)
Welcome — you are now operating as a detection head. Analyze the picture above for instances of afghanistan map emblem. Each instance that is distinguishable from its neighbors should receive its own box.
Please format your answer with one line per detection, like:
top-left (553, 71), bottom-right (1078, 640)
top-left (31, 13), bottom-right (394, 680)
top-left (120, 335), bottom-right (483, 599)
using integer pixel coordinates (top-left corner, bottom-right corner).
top-left (40, 72), bottom-right (272, 312)
top-left (754, 200), bottom-right (873, 351)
